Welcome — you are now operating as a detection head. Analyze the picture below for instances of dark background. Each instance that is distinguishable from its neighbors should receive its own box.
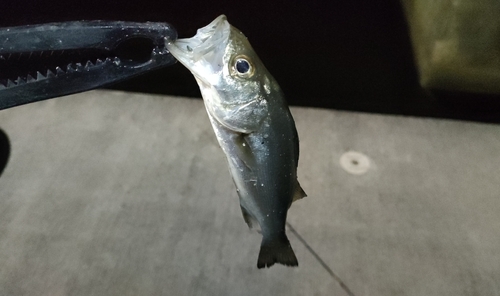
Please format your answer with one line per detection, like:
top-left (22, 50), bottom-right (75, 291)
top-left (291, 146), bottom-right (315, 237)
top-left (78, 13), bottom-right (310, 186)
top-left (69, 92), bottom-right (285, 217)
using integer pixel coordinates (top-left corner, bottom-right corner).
top-left (2, 0), bottom-right (499, 123)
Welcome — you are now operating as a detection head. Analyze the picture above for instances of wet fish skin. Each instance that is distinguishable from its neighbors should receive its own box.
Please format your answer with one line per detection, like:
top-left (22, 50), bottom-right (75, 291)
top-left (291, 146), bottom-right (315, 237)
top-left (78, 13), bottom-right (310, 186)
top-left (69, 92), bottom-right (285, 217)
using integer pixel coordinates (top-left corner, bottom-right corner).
top-left (166, 15), bottom-right (306, 268)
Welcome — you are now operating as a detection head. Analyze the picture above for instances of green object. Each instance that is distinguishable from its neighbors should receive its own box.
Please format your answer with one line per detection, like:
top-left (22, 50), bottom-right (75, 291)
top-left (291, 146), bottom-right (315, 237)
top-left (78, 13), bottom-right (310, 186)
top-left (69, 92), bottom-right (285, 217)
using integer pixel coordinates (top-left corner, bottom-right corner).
top-left (402, 0), bottom-right (500, 93)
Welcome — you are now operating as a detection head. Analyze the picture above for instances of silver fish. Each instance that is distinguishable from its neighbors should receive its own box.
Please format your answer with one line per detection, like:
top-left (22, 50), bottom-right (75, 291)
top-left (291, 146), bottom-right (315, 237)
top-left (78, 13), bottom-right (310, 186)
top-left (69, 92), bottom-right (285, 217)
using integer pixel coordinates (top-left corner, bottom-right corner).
top-left (166, 15), bottom-right (306, 268)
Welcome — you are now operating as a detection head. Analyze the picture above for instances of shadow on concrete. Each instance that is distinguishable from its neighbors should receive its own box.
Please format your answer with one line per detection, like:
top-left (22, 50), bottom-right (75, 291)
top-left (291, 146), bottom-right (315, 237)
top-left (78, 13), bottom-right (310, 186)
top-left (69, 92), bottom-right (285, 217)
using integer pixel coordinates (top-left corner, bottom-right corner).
top-left (0, 128), bottom-right (10, 177)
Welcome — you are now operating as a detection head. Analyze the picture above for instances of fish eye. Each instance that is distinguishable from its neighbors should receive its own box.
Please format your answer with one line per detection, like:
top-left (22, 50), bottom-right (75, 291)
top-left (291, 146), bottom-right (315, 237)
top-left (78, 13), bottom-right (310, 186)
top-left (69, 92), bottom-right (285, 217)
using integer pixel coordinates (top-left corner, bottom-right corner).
top-left (232, 55), bottom-right (254, 78)
top-left (236, 59), bottom-right (250, 74)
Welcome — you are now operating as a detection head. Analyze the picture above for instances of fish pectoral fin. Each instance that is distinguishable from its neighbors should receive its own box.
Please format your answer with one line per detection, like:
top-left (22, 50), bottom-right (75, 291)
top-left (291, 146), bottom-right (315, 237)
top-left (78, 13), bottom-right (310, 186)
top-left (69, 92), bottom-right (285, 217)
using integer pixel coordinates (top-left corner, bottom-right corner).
top-left (291, 180), bottom-right (307, 204)
top-left (240, 206), bottom-right (260, 231)
top-left (233, 133), bottom-right (257, 172)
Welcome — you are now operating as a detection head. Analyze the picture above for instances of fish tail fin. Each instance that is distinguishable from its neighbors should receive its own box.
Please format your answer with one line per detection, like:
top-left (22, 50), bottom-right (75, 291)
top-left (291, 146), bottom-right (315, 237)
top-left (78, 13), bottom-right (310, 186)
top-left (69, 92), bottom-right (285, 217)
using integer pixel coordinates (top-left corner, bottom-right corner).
top-left (257, 233), bottom-right (298, 269)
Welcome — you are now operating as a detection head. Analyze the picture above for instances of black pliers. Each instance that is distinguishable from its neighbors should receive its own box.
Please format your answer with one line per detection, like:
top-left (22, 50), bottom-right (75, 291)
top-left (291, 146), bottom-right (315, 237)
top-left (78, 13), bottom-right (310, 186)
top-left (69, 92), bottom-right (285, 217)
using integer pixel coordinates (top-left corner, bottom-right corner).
top-left (0, 21), bottom-right (177, 110)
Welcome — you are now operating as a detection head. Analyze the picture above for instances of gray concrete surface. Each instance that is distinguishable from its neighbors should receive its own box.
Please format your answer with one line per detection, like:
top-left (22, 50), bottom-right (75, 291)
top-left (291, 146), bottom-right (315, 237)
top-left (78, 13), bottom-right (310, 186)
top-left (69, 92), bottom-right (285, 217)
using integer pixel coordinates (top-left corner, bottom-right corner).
top-left (0, 90), bottom-right (498, 296)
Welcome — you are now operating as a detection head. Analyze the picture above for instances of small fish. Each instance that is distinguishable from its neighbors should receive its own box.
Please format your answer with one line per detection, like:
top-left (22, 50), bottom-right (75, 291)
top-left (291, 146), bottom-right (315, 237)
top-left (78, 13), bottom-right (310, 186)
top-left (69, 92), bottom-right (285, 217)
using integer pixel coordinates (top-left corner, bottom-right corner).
top-left (166, 15), bottom-right (306, 268)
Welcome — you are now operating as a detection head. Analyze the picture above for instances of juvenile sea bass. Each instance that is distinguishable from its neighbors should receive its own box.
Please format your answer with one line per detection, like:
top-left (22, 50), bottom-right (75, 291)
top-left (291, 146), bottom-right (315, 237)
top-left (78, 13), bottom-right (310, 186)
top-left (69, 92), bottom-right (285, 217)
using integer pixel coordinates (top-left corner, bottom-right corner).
top-left (166, 15), bottom-right (306, 268)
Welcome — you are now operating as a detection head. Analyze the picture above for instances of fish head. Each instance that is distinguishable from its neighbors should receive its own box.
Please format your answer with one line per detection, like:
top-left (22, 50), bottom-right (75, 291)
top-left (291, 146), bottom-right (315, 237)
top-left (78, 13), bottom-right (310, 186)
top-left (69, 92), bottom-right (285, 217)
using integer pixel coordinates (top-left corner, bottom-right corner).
top-left (166, 15), bottom-right (275, 133)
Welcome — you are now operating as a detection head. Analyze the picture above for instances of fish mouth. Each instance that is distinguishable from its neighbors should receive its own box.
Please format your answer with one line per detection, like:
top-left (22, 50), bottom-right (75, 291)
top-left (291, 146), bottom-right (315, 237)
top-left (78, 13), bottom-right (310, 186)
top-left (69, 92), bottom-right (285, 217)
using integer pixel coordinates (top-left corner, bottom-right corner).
top-left (166, 15), bottom-right (230, 80)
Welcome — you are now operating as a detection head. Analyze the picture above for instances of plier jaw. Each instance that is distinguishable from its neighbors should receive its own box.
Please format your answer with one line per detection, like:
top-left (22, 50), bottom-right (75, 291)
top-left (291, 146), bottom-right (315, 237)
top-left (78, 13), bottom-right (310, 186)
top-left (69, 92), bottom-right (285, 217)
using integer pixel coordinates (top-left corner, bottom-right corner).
top-left (0, 21), bottom-right (177, 109)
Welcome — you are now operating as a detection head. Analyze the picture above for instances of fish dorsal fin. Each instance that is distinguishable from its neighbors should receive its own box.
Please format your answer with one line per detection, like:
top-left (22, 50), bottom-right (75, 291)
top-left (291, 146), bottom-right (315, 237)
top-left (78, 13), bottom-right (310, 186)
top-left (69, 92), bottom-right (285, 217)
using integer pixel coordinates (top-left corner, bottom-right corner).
top-left (292, 181), bottom-right (307, 203)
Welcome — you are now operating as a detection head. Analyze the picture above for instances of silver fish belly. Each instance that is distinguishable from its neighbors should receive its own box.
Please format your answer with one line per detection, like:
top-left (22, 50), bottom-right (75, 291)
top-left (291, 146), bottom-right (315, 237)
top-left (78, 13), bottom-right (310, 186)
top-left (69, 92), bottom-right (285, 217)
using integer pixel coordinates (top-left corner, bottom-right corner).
top-left (166, 15), bottom-right (306, 268)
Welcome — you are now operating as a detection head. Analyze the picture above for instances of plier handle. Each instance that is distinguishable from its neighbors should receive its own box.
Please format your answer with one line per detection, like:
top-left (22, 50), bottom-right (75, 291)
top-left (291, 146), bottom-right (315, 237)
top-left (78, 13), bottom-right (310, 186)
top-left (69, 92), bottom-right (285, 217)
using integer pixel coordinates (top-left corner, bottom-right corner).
top-left (0, 21), bottom-right (177, 109)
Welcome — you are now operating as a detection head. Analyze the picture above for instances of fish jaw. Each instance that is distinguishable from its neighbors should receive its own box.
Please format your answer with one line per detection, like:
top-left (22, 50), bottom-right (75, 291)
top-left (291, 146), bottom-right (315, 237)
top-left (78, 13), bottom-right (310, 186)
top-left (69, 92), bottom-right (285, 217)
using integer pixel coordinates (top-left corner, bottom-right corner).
top-left (166, 15), bottom-right (230, 86)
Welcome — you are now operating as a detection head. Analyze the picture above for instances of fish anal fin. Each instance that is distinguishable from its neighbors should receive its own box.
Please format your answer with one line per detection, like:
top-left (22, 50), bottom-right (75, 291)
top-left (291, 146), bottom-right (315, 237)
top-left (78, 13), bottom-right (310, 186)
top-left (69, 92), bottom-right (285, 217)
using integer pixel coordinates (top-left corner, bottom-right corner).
top-left (292, 180), bottom-right (307, 203)
top-left (257, 233), bottom-right (298, 268)
top-left (240, 206), bottom-right (260, 231)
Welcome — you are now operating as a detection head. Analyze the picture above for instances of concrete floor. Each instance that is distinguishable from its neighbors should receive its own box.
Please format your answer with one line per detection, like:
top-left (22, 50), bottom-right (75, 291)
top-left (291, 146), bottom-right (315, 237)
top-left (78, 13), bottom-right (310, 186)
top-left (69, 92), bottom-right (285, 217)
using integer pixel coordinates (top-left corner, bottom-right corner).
top-left (0, 90), bottom-right (499, 296)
